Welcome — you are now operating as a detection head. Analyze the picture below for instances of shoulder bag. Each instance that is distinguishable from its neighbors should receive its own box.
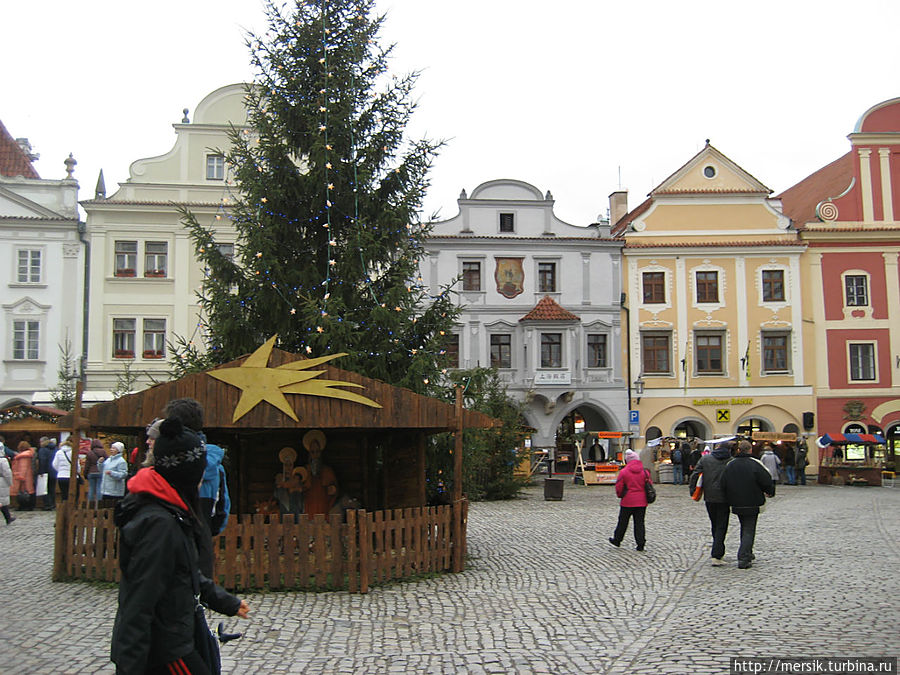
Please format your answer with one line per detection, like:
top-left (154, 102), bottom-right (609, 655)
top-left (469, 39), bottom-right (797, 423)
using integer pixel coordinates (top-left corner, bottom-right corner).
top-left (183, 539), bottom-right (221, 675)
top-left (643, 469), bottom-right (657, 504)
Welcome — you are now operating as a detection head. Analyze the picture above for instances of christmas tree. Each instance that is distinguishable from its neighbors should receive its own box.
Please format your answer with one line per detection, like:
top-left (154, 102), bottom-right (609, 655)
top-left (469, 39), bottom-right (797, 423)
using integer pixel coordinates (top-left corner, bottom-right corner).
top-left (179, 0), bottom-right (459, 393)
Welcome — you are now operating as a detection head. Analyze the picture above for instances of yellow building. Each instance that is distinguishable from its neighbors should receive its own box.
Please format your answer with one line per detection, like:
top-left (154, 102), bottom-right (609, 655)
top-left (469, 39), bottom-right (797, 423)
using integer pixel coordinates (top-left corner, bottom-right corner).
top-left (612, 143), bottom-right (815, 454)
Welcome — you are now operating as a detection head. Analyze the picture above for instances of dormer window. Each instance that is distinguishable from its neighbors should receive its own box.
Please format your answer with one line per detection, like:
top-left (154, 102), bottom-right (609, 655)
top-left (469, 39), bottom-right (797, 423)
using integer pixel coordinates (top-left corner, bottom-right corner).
top-left (206, 154), bottom-right (225, 180)
top-left (499, 212), bottom-right (515, 232)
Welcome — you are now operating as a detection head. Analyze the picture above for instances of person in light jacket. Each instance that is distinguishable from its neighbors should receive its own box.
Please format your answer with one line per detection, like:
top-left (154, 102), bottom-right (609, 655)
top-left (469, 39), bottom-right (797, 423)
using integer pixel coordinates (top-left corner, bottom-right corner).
top-left (52, 440), bottom-right (79, 502)
top-left (759, 445), bottom-right (781, 482)
top-left (100, 442), bottom-right (128, 502)
top-left (0, 448), bottom-right (14, 524)
top-left (608, 449), bottom-right (653, 551)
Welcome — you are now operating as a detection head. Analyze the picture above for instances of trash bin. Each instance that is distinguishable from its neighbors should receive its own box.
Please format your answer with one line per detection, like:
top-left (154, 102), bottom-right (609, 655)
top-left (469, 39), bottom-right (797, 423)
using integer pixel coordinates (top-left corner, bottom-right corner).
top-left (544, 477), bottom-right (564, 501)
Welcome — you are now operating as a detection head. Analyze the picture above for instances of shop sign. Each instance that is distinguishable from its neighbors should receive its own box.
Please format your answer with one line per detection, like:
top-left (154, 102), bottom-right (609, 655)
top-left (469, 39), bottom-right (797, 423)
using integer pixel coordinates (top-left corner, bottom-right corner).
top-left (716, 409), bottom-right (730, 422)
top-left (751, 431), bottom-right (797, 442)
top-left (693, 398), bottom-right (753, 406)
top-left (534, 371), bottom-right (571, 385)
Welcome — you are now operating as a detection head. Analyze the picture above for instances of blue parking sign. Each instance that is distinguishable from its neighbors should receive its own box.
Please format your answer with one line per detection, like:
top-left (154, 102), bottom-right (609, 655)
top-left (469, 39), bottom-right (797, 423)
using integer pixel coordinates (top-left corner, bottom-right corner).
top-left (629, 410), bottom-right (639, 425)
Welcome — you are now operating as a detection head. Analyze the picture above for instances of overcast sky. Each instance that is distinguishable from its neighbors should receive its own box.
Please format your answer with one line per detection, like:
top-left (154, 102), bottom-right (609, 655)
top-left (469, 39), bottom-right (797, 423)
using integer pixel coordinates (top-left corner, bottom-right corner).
top-left (5, 0), bottom-right (899, 225)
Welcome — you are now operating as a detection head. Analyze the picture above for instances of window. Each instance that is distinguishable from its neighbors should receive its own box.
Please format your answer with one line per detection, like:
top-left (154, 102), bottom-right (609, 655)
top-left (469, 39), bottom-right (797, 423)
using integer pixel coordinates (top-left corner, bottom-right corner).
top-left (499, 212), bottom-right (515, 232)
top-left (587, 334), bottom-right (607, 368)
top-left (206, 154), bottom-right (225, 180)
top-left (12, 320), bottom-right (39, 360)
top-left (695, 333), bottom-right (723, 374)
top-left (444, 333), bottom-right (460, 368)
top-left (115, 241), bottom-right (137, 277)
top-left (540, 333), bottom-right (562, 368)
top-left (16, 249), bottom-right (41, 283)
top-left (490, 334), bottom-right (511, 369)
top-left (696, 271), bottom-right (719, 303)
top-left (143, 319), bottom-right (166, 359)
top-left (762, 270), bottom-right (785, 302)
top-left (849, 343), bottom-right (875, 381)
top-left (113, 318), bottom-right (136, 358)
top-left (642, 272), bottom-right (665, 303)
top-left (845, 275), bottom-right (868, 306)
top-left (144, 242), bottom-right (168, 277)
top-left (762, 332), bottom-right (789, 373)
top-left (462, 262), bottom-right (481, 291)
top-left (538, 262), bottom-right (557, 293)
top-left (641, 332), bottom-right (670, 374)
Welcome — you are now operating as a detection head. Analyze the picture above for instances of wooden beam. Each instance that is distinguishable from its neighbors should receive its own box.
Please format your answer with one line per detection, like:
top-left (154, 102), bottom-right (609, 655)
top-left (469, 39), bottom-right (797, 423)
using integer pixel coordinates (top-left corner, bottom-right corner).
top-left (53, 381), bottom-right (83, 581)
top-left (452, 386), bottom-right (463, 502)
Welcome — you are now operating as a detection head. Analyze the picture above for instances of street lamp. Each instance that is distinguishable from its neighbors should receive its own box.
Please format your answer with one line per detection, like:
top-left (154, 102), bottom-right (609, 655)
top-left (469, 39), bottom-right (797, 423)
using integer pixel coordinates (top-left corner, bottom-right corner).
top-left (633, 376), bottom-right (645, 404)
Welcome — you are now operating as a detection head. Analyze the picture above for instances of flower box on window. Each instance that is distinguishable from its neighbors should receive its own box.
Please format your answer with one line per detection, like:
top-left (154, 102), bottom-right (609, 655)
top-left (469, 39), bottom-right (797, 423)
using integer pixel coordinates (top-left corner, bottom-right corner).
top-left (115, 269), bottom-right (136, 278)
top-left (144, 270), bottom-right (167, 278)
top-left (143, 350), bottom-right (164, 359)
top-left (114, 349), bottom-right (134, 358)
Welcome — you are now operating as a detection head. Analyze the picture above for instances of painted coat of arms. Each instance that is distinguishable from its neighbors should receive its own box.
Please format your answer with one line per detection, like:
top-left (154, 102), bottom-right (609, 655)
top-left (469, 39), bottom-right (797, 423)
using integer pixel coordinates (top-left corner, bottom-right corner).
top-left (495, 257), bottom-right (524, 298)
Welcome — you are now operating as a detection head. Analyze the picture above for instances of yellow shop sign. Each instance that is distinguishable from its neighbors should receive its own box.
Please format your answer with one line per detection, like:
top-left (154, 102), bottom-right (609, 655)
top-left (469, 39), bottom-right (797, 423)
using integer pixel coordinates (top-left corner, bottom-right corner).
top-left (693, 398), bottom-right (753, 406)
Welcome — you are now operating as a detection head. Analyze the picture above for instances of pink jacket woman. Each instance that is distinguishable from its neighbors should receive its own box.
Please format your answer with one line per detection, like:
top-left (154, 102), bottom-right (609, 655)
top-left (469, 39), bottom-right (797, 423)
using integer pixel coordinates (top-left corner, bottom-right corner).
top-left (11, 442), bottom-right (35, 496)
top-left (615, 456), bottom-right (651, 507)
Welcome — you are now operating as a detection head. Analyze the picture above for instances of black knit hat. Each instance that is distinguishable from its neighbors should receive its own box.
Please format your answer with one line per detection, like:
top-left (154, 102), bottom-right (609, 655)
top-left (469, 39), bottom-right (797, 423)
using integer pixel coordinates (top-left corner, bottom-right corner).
top-left (153, 418), bottom-right (206, 491)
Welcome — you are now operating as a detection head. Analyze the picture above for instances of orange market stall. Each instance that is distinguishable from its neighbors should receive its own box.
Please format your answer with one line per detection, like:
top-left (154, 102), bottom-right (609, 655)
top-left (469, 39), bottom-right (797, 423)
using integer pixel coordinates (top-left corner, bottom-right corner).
top-left (577, 431), bottom-right (631, 485)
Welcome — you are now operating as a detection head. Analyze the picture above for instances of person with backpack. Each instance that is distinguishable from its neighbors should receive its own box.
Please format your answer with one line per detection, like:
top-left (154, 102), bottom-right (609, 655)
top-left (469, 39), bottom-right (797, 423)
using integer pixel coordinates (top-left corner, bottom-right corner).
top-left (608, 449), bottom-right (653, 551)
top-left (689, 442), bottom-right (733, 565)
top-left (671, 442), bottom-right (685, 484)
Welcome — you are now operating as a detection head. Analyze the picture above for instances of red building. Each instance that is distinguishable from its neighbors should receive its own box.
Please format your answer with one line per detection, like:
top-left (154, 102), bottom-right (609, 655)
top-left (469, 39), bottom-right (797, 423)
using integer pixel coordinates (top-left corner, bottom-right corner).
top-left (779, 97), bottom-right (900, 469)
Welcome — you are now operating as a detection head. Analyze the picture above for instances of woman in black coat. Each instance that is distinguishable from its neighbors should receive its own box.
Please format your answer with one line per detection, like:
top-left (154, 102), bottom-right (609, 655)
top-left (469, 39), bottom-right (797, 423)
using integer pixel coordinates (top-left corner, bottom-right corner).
top-left (111, 419), bottom-right (249, 674)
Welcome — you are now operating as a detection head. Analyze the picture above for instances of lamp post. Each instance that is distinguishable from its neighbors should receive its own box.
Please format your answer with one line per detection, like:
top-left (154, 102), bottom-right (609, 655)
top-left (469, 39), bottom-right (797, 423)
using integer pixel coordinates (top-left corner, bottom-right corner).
top-left (633, 376), bottom-right (645, 405)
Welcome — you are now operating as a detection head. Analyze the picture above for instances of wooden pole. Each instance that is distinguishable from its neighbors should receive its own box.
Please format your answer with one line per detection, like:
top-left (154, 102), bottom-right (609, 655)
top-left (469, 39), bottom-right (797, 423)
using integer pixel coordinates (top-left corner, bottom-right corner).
top-left (453, 386), bottom-right (463, 503)
top-left (53, 380), bottom-right (84, 581)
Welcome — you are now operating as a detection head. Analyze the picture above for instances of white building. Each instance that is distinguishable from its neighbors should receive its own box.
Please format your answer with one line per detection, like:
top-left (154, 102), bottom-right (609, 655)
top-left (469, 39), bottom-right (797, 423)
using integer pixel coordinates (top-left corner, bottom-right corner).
top-left (425, 179), bottom-right (627, 451)
top-left (80, 84), bottom-right (248, 398)
top-left (0, 121), bottom-right (83, 407)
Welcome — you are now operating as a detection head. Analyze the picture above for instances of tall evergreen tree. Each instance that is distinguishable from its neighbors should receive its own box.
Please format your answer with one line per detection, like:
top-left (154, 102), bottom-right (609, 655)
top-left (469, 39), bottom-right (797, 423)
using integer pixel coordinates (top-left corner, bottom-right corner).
top-left (179, 0), bottom-right (458, 393)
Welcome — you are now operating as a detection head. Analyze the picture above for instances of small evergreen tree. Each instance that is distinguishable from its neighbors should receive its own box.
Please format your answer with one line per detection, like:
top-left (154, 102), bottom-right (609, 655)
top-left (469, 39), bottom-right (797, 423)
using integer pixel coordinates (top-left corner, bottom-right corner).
top-left (111, 360), bottom-right (138, 399)
top-left (177, 0), bottom-right (459, 394)
top-left (429, 368), bottom-right (531, 502)
top-left (50, 336), bottom-right (79, 411)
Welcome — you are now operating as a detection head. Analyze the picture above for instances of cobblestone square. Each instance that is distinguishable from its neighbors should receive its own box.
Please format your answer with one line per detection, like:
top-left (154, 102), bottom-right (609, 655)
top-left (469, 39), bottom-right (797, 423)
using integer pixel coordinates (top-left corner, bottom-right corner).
top-left (2, 481), bottom-right (898, 673)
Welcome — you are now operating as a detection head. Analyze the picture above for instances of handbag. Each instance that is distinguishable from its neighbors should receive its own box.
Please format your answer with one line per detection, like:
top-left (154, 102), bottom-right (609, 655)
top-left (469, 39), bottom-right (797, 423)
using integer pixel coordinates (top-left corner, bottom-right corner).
top-left (184, 541), bottom-right (221, 675)
top-left (36, 473), bottom-right (48, 497)
top-left (643, 470), bottom-right (657, 504)
top-left (691, 473), bottom-right (704, 501)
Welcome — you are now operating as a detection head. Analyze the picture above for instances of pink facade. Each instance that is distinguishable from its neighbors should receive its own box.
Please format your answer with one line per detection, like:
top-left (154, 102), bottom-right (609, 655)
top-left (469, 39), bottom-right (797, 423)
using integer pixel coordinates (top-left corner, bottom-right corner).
top-left (820, 250), bottom-right (890, 321)
top-left (825, 328), bottom-right (892, 389)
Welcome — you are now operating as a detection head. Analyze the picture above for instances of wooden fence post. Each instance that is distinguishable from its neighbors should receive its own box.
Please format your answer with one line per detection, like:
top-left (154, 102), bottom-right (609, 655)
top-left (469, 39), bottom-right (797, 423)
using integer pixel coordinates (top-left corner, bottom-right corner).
top-left (356, 509), bottom-right (370, 594)
top-left (53, 381), bottom-right (84, 581)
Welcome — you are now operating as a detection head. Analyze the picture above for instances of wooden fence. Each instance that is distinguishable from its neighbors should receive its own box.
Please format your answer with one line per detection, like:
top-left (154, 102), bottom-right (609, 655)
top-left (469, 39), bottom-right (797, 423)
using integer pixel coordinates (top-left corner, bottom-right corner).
top-left (56, 500), bottom-right (468, 594)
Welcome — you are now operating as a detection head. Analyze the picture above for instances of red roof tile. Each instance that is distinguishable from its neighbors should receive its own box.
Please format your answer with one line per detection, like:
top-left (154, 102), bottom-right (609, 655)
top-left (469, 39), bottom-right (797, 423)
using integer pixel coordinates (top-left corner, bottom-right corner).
top-left (776, 153), bottom-right (853, 229)
top-left (519, 296), bottom-right (581, 322)
top-left (0, 120), bottom-right (40, 178)
top-left (624, 239), bottom-right (805, 249)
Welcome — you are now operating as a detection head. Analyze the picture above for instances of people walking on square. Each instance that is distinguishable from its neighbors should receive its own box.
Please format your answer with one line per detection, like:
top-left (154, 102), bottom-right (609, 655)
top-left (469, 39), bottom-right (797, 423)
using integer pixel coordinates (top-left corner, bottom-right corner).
top-left (795, 440), bottom-right (809, 485)
top-left (671, 442), bottom-right (685, 485)
top-left (52, 440), bottom-right (78, 502)
top-left (0, 446), bottom-right (14, 524)
top-left (760, 445), bottom-right (781, 482)
top-left (85, 439), bottom-right (107, 507)
top-left (111, 417), bottom-right (249, 674)
top-left (11, 441), bottom-right (36, 510)
top-left (37, 436), bottom-right (58, 510)
top-left (100, 442), bottom-right (128, 503)
top-left (609, 449), bottom-right (652, 551)
top-left (721, 439), bottom-right (775, 569)
top-left (688, 440), bottom-right (702, 475)
top-left (689, 442), bottom-right (732, 565)
top-left (782, 443), bottom-right (796, 485)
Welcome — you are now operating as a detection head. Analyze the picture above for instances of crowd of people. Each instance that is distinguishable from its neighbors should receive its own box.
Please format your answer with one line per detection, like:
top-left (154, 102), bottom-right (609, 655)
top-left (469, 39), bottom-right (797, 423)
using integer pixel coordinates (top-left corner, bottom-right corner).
top-left (665, 437), bottom-right (810, 487)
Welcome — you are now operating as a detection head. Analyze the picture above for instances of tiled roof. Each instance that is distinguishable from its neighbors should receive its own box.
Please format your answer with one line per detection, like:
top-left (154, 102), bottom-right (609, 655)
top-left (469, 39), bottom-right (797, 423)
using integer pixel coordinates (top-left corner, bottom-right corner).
top-left (776, 152), bottom-right (853, 229)
top-left (624, 239), bottom-right (805, 249)
top-left (80, 200), bottom-right (226, 207)
top-left (519, 296), bottom-right (581, 322)
top-left (0, 120), bottom-right (40, 179)
top-left (653, 188), bottom-right (768, 195)
top-left (428, 235), bottom-right (620, 243)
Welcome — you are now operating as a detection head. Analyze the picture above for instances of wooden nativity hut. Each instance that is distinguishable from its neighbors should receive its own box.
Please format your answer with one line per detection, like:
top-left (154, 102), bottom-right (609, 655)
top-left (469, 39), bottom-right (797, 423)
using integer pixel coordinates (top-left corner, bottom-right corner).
top-left (56, 339), bottom-right (498, 593)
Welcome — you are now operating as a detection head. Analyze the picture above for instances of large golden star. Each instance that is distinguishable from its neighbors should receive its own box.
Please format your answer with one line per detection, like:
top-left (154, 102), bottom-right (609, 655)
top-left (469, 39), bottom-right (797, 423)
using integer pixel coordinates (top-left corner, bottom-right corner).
top-left (207, 336), bottom-right (381, 422)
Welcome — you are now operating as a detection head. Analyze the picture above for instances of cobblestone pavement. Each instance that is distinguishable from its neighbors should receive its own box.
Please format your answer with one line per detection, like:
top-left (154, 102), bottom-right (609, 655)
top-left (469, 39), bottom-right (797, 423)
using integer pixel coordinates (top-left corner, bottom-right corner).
top-left (2, 481), bottom-right (898, 674)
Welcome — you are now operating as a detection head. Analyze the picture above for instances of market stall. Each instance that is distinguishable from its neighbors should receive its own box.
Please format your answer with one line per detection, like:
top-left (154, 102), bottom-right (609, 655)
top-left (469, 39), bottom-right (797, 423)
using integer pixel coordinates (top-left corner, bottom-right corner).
top-left (817, 432), bottom-right (886, 486)
top-left (576, 432), bottom-right (630, 485)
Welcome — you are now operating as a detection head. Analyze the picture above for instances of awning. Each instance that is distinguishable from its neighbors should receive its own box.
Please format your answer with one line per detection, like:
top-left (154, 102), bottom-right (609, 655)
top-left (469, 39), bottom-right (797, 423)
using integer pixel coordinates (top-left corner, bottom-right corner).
top-left (817, 432), bottom-right (886, 446)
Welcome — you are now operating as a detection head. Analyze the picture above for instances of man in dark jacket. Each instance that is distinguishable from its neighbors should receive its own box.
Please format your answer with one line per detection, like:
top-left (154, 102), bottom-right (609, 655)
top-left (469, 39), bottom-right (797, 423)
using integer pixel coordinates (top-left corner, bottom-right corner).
top-left (111, 418), bottom-right (249, 674)
top-left (721, 439), bottom-right (775, 569)
top-left (689, 442), bottom-right (732, 565)
top-left (37, 437), bottom-right (57, 510)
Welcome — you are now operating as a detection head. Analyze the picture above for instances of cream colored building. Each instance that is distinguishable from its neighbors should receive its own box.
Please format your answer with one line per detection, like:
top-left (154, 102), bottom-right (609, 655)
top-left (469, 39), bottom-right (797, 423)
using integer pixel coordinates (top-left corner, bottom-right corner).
top-left (80, 84), bottom-right (248, 397)
top-left (613, 144), bottom-right (815, 451)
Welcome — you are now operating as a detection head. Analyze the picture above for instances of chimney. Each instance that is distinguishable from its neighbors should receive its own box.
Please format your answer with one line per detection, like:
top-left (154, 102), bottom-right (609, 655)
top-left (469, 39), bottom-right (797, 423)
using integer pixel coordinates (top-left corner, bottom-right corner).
top-left (609, 190), bottom-right (628, 227)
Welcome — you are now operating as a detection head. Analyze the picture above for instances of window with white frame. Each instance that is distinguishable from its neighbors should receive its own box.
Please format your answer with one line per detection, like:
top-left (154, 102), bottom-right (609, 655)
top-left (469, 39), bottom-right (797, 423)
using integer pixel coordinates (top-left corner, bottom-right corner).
top-left (762, 269), bottom-right (785, 302)
top-left (115, 241), bottom-right (137, 277)
top-left (16, 249), bottom-right (42, 283)
top-left (113, 318), bottom-right (136, 358)
top-left (845, 275), bottom-right (868, 306)
top-left (762, 332), bottom-right (790, 373)
top-left (695, 332), bottom-right (724, 374)
top-left (587, 334), bottom-right (607, 368)
top-left (144, 242), bottom-right (168, 277)
top-left (641, 331), bottom-right (671, 374)
top-left (848, 343), bottom-right (876, 381)
top-left (538, 262), bottom-right (557, 293)
top-left (206, 154), bottom-right (225, 180)
top-left (143, 319), bottom-right (166, 358)
top-left (540, 333), bottom-right (562, 368)
top-left (462, 261), bottom-right (481, 291)
top-left (642, 271), bottom-right (665, 304)
top-left (490, 334), bottom-right (511, 369)
top-left (695, 271), bottom-right (719, 303)
top-left (12, 320), bottom-right (39, 360)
